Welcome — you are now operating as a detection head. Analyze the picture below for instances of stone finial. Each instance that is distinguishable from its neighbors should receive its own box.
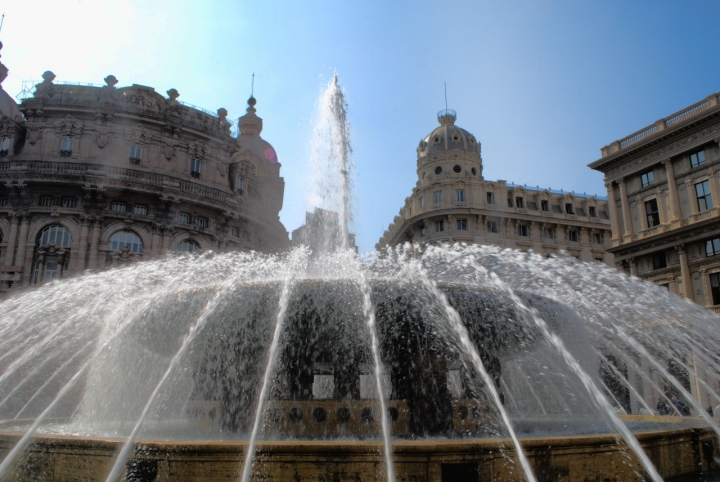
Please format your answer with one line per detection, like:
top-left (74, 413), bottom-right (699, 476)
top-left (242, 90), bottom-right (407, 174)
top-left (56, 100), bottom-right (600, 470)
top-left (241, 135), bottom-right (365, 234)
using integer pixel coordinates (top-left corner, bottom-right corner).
top-left (104, 75), bottom-right (118, 87)
top-left (217, 108), bottom-right (231, 136)
top-left (166, 88), bottom-right (180, 101)
top-left (34, 71), bottom-right (57, 99)
top-left (238, 97), bottom-right (262, 136)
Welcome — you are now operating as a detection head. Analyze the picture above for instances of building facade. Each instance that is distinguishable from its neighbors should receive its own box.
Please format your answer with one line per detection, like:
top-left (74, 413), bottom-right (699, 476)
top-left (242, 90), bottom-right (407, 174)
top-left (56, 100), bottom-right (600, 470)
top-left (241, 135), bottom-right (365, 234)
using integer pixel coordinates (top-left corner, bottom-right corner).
top-left (590, 92), bottom-right (720, 311)
top-left (377, 110), bottom-right (614, 264)
top-left (0, 67), bottom-right (288, 295)
top-left (291, 207), bottom-right (358, 254)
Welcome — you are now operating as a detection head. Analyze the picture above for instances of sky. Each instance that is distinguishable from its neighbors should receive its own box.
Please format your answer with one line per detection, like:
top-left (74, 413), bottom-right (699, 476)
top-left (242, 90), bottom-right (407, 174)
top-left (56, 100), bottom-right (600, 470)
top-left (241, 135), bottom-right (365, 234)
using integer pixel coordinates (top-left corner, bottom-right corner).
top-left (3, 0), bottom-right (720, 253)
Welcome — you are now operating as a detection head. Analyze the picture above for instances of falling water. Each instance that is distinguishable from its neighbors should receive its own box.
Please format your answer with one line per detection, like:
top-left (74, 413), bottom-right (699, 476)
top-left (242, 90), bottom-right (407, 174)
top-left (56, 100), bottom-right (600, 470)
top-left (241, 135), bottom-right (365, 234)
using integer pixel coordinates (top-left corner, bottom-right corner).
top-left (105, 272), bottom-right (247, 482)
top-left (358, 268), bottom-right (396, 482)
top-left (241, 248), bottom-right (307, 482)
top-left (405, 259), bottom-right (538, 482)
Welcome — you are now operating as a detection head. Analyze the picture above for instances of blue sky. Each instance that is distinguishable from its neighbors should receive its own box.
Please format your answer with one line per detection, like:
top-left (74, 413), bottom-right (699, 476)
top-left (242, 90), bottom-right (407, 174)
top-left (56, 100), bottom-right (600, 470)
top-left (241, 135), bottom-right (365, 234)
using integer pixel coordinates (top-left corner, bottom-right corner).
top-left (3, 1), bottom-right (720, 253)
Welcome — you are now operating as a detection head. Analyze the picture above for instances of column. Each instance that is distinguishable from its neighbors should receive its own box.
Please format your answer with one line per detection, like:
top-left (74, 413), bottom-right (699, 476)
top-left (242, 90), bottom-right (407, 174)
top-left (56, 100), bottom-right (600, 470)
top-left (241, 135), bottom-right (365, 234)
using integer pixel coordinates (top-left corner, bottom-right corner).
top-left (627, 365), bottom-right (640, 414)
top-left (677, 244), bottom-right (693, 301)
top-left (12, 215), bottom-right (30, 267)
top-left (605, 182), bottom-right (622, 242)
top-left (162, 228), bottom-right (172, 253)
top-left (3, 214), bottom-right (19, 266)
top-left (685, 179), bottom-right (698, 215)
top-left (618, 179), bottom-right (633, 243)
top-left (75, 218), bottom-right (90, 271)
top-left (638, 199), bottom-right (648, 232)
top-left (641, 361), bottom-right (657, 410)
top-left (87, 218), bottom-right (102, 269)
top-left (151, 226), bottom-right (162, 257)
top-left (628, 257), bottom-right (638, 277)
top-left (663, 160), bottom-right (681, 224)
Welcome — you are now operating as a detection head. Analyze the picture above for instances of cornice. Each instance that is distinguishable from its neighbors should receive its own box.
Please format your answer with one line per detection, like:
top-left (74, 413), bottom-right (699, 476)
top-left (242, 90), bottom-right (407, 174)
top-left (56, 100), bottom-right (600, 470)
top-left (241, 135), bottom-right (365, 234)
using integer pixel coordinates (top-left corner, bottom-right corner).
top-left (589, 106), bottom-right (720, 176)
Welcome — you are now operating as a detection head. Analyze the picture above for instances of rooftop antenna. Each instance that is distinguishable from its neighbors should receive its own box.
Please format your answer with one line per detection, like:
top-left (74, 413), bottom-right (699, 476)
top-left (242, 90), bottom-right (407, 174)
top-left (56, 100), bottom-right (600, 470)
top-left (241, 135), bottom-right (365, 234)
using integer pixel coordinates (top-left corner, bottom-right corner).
top-left (251, 72), bottom-right (254, 98)
top-left (0, 14), bottom-right (5, 33)
top-left (444, 81), bottom-right (447, 111)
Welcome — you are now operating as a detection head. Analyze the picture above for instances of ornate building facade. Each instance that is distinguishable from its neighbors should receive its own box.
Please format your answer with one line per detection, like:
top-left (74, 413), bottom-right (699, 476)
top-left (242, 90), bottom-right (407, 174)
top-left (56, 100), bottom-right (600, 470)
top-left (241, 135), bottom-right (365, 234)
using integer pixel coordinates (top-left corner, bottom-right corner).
top-left (0, 67), bottom-right (288, 295)
top-left (590, 92), bottom-right (720, 311)
top-left (377, 110), bottom-right (614, 264)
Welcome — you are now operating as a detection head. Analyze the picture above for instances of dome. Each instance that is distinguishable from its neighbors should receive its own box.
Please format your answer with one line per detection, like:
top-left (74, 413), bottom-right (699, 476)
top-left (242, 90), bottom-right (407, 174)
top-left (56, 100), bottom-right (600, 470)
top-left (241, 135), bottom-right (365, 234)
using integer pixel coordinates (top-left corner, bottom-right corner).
top-left (417, 110), bottom-right (480, 158)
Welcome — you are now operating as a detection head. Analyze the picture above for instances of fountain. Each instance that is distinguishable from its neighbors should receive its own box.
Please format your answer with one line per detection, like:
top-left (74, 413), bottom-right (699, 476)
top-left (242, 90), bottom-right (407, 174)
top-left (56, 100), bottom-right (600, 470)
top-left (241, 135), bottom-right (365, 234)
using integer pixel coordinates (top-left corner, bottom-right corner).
top-left (1, 75), bottom-right (720, 482)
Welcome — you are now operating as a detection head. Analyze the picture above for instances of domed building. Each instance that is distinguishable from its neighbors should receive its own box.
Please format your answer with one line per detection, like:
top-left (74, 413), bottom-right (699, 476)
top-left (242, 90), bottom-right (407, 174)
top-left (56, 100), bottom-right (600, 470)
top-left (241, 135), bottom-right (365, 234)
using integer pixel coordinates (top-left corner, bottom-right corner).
top-left (377, 109), bottom-right (614, 264)
top-left (0, 57), bottom-right (288, 295)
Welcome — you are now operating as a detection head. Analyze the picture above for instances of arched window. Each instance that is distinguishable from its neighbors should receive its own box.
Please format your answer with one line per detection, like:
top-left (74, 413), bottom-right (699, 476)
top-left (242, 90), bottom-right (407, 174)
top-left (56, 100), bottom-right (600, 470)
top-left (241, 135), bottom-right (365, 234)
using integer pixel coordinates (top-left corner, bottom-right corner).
top-left (37, 225), bottom-right (72, 247)
top-left (32, 224), bottom-right (72, 284)
top-left (249, 162), bottom-right (257, 175)
top-left (175, 239), bottom-right (200, 254)
top-left (108, 230), bottom-right (143, 253)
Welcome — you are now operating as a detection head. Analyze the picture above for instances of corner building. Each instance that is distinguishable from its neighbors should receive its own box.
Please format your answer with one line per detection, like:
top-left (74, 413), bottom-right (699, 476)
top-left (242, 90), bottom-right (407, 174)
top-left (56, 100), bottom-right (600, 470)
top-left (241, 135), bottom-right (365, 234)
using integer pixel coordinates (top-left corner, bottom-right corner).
top-left (377, 110), bottom-right (614, 264)
top-left (590, 91), bottom-right (720, 311)
top-left (0, 72), bottom-right (288, 295)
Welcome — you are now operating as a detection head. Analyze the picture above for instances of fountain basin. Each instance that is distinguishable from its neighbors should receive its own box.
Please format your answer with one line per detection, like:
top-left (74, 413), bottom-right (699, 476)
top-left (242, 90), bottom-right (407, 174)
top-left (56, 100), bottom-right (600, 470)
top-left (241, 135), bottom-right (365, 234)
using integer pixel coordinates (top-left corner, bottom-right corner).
top-left (0, 418), bottom-right (716, 481)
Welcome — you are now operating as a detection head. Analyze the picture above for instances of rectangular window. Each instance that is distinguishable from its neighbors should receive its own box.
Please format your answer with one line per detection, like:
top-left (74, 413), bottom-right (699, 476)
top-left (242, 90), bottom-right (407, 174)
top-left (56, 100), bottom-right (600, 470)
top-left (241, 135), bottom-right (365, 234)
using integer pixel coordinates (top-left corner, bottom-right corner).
top-left (696, 180), bottom-right (714, 211)
top-left (541, 200), bottom-right (549, 211)
top-left (515, 197), bottom-right (524, 209)
top-left (0, 137), bottom-right (10, 157)
top-left (652, 252), bottom-right (667, 270)
top-left (486, 192), bottom-right (495, 205)
top-left (507, 197), bottom-right (513, 207)
top-left (237, 176), bottom-right (244, 193)
top-left (0, 197), bottom-right (8, 206)
top-left (61, 197), bottom-right (77, 208)
top-left (191, 158), bottom-right (201, 178)
top-left (196, 217), bottom-right (208, 228)
top-left (456, 190), bottom-right (465, 203)
top-left (133, 204), bottom-right (148, 216)
top-left (111, 202), bottom-right (127, 213)
top-left (641, 170), bottom-right (654, 187)
top-left (420, 226), bottom-right (427, 237)
top-left (518, 225), bottom-right (528, 236)
top-left (40, 196), bottom-right (55, 207)
top-left (565, 203), bottom-right (575, 214)
top-left (690, 150), bottom-right (706, 168)
top-left (419, 197), bottom-right (424, 208)
top-left (60, 136), bottom-right (73, 157)
top-left (129, 144), bottom-right (142, 165)
top-left (645, 199), bottom-right (660, 227)
top-left (568, 230), bottom-right (578, 242)
top-left (433, 191), bottom-right (442, 204)
top-left (178, 213), bottom-right (190, 223)
top-left (543, 227), bottom-right (554, 239)
top-left (711, 273), bottom-right (720, 305)
top-left (435, 220), bottom-right (444, 232)
top-left (592, 232), bottom-right (603, 244)
top-left (589, 206), bottom-right (596, 217)
top-left (231, 227), bottom-right (240, 237)
top-left (706, 238), bottom-right (720, 257)
top-left (456, 219), bottom-right (467, 231)
top-left (660, 283), bottom-right (670, 290)
top-left (487, 221), bottom-right (498, 233)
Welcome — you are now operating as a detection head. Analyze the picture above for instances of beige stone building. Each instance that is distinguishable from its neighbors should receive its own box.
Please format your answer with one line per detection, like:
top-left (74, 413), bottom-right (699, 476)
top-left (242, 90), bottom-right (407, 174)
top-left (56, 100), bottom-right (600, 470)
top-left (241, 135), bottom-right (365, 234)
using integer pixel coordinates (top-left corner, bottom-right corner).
top-left (377, 109), bottom-right (614, 264)
top-left (0, 66), bottom-right (288, 295)
top-left (590, 92), bottom-right (720, 311)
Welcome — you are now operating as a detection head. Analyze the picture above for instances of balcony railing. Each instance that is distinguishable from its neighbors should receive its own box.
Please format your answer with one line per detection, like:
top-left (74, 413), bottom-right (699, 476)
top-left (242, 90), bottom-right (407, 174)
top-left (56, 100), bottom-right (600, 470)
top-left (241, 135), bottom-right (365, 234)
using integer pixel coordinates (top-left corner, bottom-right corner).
top-left (602, 94), bottom-right (719, 157)
top-left (0, 160), bottom-right (235, 208)
top-left (506, 182), bottom-right (607, 201)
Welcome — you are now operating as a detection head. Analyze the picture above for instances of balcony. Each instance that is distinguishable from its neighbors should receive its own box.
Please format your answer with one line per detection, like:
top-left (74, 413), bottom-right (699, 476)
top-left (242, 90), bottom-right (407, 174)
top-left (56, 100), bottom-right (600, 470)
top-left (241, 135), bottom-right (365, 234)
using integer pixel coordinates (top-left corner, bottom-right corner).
top-left (688, 208), bottom-right (719, 225)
